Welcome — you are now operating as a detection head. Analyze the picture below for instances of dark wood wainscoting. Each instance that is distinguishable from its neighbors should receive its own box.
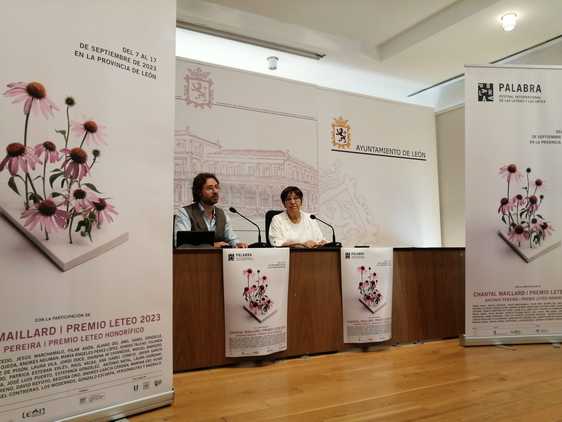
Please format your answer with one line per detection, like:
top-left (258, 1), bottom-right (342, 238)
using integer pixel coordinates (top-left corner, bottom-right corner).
top-left (173, 248), bottom-right (465, 371)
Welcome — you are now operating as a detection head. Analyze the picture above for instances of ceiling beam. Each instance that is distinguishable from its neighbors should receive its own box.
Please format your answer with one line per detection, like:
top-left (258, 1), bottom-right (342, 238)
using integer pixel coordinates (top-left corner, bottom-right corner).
top-left (368, 0), bottom-right (501, 61)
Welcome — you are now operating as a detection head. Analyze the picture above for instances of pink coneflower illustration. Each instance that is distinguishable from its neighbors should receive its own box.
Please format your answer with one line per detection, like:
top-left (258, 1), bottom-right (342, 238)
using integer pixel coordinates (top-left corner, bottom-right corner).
top-left (243, 268), bottom-right (253, 287)
top-left (532, 178), bottom-right (544, 195)
top-left (62, 147), bottom-right (89, 180)
top-left (93, 198), bottom-right (118, 225)
top-left (497, 164), bottom-right (554, 250)
top-left (530, 218), bottom-right (542, 233)
top-left (242, 268), bottom-right (273, 318)
top-left (34, 141), bottom-right (61, 163)
top-left (72, 119), bottom-right (107, 146)
top-left (541, 222), bottom-right (554, 237)
top-left (70, 187), bottom-right (99, 213)
top-left (527, 195), bottom-right (540, 213)
top-left (20, 198), bottom-right (66, 233)
top-left (508, 225), bottom-right (529, 245)
top-left (0, 142), bottom-right (41, 176)
top-left (499, 164), bottom-right (522, 183)
top-left (4, 81), bottom-right (59, 118)
top-left (358, 268), bottom-right (383, 308)
top-left (511, 194), bottom-right (525, 207)
top-left (497, 197), bottom-right (513, 214)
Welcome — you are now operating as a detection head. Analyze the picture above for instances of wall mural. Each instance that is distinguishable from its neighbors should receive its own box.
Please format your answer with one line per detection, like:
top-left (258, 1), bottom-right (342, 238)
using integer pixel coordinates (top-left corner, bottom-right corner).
top-left (174, 59), bottom-right (441, 246)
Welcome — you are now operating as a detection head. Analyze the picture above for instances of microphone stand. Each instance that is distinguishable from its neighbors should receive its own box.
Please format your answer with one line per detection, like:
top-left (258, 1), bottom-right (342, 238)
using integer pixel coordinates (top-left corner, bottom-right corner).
top-left (229, 207), bottom-right (268, 248)
top-left (310, 214), bottom-right (342, 248)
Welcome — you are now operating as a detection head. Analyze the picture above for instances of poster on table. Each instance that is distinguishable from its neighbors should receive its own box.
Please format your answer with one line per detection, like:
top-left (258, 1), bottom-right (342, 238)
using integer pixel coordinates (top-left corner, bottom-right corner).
top-left (223, 248), bottom-right (290, 357)
top-left (0, 1), bottom-right (175, 420)
top-left (340, 248), bottom-right (393, 343)
top-left (465, 64), bottom-right (562, 345)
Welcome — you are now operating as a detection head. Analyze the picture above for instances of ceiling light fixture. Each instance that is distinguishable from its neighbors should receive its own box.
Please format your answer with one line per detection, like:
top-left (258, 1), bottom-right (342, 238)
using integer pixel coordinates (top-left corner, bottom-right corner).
top-left (500, 13), bottom-right (518, 32)
top-left (267, 56), bottom-right (279, 70)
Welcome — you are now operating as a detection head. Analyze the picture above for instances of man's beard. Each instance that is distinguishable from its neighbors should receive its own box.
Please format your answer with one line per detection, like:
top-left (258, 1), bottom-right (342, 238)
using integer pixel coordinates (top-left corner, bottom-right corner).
top-left (201, 195), bottom-right (218, 206)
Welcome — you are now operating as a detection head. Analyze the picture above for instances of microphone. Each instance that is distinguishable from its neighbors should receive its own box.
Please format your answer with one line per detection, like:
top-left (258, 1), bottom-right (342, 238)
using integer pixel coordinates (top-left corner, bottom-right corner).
top-left (229, 207), bottom-right (268, 248)
top-left (310, 215), bottom-right (342, 248)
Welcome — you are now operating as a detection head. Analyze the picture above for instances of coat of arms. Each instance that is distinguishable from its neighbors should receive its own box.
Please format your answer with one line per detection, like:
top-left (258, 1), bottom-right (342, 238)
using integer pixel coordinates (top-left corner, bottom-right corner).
top-left (331, 116), bottom-right (352, 149)
top-left (184, 67), bottom-right (214, 109)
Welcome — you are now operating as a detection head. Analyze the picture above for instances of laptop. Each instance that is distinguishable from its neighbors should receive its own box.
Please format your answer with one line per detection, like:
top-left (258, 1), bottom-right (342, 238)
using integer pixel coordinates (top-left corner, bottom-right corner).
top-left (176, 231), bottom-right (215, 248)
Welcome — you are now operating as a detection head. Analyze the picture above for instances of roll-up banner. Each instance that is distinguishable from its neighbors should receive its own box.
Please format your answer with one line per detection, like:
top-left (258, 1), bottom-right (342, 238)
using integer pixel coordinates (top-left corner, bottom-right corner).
top-left (464, 64), bottom-right (562, 346)
top-left (0, 1), bottom-right (175, 420)
top-left (340, 248), bottom-right (393, 343)
top-left (223, 248), bottom-right (290, 357)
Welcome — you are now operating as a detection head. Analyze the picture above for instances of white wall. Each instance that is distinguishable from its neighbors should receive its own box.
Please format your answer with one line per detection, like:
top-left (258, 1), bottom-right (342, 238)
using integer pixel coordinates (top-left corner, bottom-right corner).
top-left (175, 59), bottom-right (441, 247)
top-left (436, 106), bottom-right (465, 246)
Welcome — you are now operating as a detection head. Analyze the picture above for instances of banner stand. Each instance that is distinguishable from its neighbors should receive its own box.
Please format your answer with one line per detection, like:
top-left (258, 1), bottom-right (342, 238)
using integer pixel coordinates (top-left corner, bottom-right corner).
top-left (0, 1), bottom-right (175, 420)
top-left (58, 391), bottom-right (174, 421)
top-left (464, 64), bottom-right (562, 347)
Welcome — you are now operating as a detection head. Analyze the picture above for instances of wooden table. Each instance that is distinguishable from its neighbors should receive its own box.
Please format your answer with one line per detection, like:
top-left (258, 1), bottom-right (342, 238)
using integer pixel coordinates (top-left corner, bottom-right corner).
top-left (173, 248), bottom-right (464, 372)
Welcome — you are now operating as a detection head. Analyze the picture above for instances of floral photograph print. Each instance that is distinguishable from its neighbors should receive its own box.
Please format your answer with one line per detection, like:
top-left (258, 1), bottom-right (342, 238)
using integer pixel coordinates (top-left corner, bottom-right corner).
top-left (357, 265), bottom-right (384, 314)
top-left (497, 163), bottom-right (560, 263)
top-left (0, 80), bottom-right (128, 271)
top-left (242, 268), bottom-right (276, 323)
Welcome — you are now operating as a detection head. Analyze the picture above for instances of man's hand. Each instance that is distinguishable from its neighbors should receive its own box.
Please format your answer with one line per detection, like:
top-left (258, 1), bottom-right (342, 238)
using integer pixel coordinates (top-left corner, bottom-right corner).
top-left (303, 240), bottom-right (319, 248)
top-left (236, 242), bottom-right (248, 248)
top-left (213, 241), bottom-right (229, 248)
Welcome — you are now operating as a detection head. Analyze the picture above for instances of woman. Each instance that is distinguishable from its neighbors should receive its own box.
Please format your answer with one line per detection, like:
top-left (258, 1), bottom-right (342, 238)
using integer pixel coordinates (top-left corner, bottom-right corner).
top-left (269, 186), bottom-right (327, 248)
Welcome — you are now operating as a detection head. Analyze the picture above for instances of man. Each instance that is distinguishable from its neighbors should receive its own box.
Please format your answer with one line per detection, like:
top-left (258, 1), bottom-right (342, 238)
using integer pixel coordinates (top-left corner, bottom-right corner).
top-left (174, 173), bottom-right (248, 248)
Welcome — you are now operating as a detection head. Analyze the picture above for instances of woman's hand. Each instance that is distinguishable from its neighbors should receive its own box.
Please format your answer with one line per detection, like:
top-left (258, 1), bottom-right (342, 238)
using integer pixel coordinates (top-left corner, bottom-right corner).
top-left (303, 240), bottom-right (319, 248)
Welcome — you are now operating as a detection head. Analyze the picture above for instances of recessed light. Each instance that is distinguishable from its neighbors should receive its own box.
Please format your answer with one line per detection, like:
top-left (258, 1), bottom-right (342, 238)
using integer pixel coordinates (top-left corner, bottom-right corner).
top-left (500, 13), bottom-right (518, 32)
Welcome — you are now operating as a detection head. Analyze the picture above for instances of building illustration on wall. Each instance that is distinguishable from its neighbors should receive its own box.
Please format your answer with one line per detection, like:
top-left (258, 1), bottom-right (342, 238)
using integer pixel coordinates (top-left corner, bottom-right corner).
top-left (174, 127), bottom-right (319, 218)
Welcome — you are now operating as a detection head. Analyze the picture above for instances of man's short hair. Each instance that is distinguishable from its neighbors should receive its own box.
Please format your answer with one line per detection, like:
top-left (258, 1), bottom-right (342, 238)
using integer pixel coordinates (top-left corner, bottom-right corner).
top-left (280, 186), bottom-right (303, 202)
top-left (192, 173), bottom-right (219, 203)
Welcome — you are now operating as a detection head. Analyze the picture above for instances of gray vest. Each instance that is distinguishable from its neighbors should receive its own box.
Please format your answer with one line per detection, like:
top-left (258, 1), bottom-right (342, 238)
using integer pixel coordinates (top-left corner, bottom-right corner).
top-left (183, 203), bottom-right (226, 242)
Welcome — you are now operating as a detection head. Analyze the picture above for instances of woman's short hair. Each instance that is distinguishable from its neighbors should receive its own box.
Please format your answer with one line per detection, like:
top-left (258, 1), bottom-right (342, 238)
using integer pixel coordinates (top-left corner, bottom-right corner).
top-left (280, 186), bottom-right (303, 202)
top-left (192, 172), bottom-right (219, 203)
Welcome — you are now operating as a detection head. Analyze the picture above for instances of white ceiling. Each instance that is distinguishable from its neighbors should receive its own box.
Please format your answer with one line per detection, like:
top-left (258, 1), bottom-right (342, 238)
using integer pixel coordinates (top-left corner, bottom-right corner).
top-left (177, 0), bottom-right (562, 108)
top-left (201, 0), bottom-right (460, 48)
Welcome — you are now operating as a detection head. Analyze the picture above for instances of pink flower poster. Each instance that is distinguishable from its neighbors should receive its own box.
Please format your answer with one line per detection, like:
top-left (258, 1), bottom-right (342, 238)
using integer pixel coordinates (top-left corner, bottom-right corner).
top-left (465, 65), bottom-right (562, 345)
top-left (340, 248), bottom-right (393, 343)
top-left (222, 248), bottom-right (290, 357)
top-left (0, 80), bottom-right (128, 271)
top-left (0, 1), bottom-right (175, 421)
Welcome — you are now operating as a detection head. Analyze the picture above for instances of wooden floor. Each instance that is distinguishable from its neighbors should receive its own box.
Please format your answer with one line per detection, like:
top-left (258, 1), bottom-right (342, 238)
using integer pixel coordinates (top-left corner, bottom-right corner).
top-left (132, 340), bottom-right (562, 421)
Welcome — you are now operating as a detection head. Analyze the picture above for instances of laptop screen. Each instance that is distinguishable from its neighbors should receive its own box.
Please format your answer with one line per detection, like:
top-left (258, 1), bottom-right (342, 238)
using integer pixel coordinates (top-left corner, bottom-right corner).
top-left (176, 231), bottom-right (215, 248)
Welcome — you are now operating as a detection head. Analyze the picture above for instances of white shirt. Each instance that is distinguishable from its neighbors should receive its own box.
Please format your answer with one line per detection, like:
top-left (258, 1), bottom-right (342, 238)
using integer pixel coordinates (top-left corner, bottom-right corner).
top-left (269, 211), bottom-right (325, 247)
